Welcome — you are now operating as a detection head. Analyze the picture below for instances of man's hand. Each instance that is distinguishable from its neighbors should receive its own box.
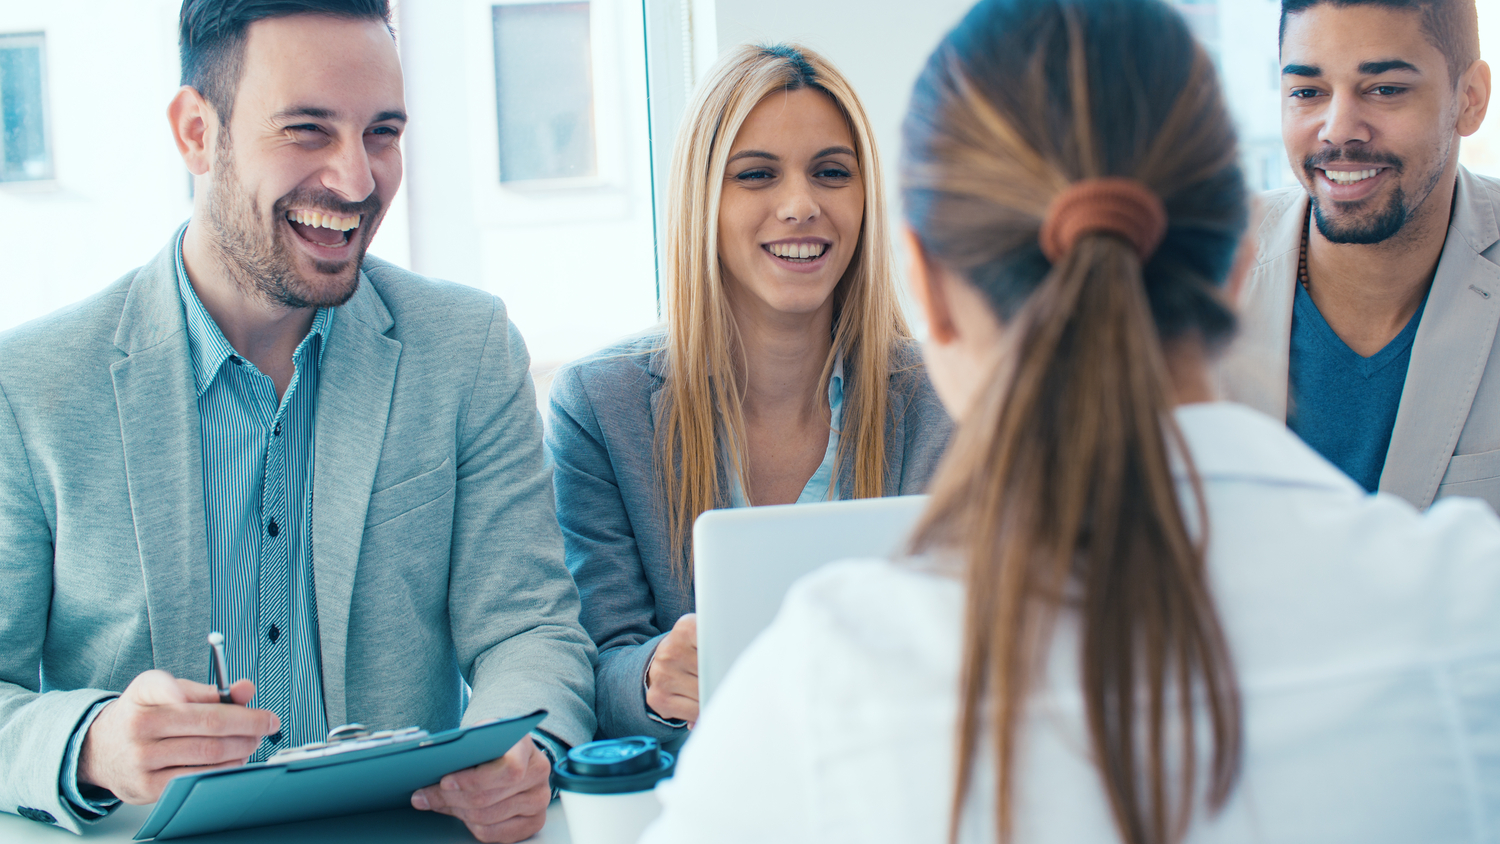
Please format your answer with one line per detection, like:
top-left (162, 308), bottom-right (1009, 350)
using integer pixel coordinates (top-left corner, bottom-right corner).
top-left (411, 735), bottom-right (551, 843)
top-left (646, 613), bottom-right (698, 724)
top-left (78, 670), bottom-right (277, 804)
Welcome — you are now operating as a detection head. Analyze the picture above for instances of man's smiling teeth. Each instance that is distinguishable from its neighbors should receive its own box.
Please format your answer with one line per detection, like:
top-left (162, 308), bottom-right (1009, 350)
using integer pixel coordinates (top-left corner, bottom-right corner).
top-left (767, 242), bottom-right (827, 260)
top-left (287, 209), bottom-right (361, 231)
top-left (1323, 168), bottom-right (1381, 185)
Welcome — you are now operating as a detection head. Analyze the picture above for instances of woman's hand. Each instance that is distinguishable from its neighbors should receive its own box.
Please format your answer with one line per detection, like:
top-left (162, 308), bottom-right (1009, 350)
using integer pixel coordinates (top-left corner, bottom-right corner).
top-left (646, 614), bottom-right (699, 724)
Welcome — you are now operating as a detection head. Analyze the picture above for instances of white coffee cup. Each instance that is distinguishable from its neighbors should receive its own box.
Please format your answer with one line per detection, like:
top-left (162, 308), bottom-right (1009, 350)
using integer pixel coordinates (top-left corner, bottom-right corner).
top-left (553, 737), bottom-right (676, 844)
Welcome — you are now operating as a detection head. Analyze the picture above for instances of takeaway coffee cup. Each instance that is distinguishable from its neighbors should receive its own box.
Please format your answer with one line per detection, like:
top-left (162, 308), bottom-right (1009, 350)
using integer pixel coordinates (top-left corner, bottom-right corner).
top-left (552, 737), bottom-right (676, 844)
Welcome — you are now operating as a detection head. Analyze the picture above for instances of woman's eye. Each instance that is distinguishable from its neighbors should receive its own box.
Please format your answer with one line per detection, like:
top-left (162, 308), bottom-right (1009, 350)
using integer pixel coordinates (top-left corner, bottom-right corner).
top-left (816, 167), bottom-right (852, 180)
top-left (735, 169), bottom-right (773, 181)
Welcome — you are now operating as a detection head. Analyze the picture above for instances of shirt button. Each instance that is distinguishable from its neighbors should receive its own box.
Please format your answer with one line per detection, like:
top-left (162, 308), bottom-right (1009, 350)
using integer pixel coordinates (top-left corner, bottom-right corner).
top-left (273, 423), bottom-right (281, 437)
top-left (269, 730), bottom-right (284, 744)
top-left (267, 520), bottom-right (279, 537)
top-left (267, 624), bottom-right (280, 643)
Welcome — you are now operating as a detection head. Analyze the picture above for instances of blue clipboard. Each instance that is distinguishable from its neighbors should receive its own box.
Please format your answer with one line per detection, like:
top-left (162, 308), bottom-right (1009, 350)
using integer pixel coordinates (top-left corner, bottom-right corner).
top-left (133, 709), bottom-right (547, 840)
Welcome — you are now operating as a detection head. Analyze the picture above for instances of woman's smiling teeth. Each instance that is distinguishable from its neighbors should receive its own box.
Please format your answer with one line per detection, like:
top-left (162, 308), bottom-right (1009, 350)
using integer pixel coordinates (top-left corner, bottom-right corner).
top-left (287, 209), bottom-right (361, 231)
top-left (1322, 168), bottom-right (1382, 185)
top-left (766, 242), bottom-right (828, 261)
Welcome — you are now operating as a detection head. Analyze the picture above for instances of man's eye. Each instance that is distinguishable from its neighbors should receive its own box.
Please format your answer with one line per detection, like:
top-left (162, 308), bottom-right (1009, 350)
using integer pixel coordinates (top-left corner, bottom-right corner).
top-left (1289, 88), bottom-right (1320, 99)
top-left (370, 126), bottom-right (400, 137)
top-left (1373, 85), bottom-right (1405, 96)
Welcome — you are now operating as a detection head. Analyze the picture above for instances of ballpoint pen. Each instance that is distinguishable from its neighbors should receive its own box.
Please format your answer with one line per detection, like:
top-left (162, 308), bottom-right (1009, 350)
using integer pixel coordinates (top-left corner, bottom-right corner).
top-left (208, 631), bottom-right (233, 704)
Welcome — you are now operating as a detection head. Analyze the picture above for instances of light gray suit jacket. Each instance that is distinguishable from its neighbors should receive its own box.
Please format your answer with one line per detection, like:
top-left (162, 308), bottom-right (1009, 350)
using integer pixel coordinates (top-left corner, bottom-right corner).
top-left (546, 332), bottom-right (953, 741)
top-left (0, 238), bottom-right (596, 832)
top-left (1218, 166), bottom-right (1500, 512)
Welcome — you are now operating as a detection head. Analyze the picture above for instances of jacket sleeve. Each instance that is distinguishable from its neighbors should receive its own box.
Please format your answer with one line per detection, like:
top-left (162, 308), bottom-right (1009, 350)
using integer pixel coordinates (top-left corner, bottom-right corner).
top-left (450, 304), bottom-right (597, 748)
top-left (546, 363), bottom-right (687, 741)
top-left (0, 379), bottom-right (117, 834)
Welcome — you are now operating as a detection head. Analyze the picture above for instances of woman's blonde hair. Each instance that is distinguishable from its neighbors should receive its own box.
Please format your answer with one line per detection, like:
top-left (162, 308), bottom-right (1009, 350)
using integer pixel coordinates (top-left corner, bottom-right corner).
top-left (657, 43), bottom-right (911, 579)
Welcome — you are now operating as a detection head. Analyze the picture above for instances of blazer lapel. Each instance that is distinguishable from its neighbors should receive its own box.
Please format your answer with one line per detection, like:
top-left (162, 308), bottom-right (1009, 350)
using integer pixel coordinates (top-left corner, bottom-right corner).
top-left (110, 239), bottom-right (211, 681)
top-left (1381, 168), bottom-right (1500, 508)
top-left (1216, 189), bottom-right (1305, 420)
top-left (311, 273), bottom-right (400, 727)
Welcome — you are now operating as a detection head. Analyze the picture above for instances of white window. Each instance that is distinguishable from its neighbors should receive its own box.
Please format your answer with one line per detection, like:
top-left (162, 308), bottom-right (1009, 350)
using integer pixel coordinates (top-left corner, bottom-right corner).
top-left (493, 2), bottom-right (599, 183)
top-left (0, 32), bottom-right (52, 183)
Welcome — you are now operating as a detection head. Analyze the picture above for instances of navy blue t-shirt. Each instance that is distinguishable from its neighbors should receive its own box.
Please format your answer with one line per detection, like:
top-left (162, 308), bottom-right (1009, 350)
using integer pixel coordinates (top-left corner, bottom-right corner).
top-left (1287, 283), bottom-right (1427, 492)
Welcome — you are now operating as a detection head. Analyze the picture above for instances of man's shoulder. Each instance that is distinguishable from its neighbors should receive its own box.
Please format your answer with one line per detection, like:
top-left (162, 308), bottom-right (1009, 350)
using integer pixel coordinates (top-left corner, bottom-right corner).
top-left (358, 255), bottom-right (504, 335)
top-left (0, 272), bottom-right (138, 380)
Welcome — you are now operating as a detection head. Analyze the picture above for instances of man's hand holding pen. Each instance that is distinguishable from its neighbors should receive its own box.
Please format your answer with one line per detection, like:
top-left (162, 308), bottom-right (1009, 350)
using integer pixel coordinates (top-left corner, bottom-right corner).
top-left (77, 670), bottom-right (278, 804)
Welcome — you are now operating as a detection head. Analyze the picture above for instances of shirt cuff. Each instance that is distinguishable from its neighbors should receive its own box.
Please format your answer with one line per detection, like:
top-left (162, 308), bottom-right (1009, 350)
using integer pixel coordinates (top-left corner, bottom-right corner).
top-left (529, 729), bottom-right (567, 800)
top-left (642, 649), bottom-right (689, 730)
top-left (61, 699), bottom-right (121, 818)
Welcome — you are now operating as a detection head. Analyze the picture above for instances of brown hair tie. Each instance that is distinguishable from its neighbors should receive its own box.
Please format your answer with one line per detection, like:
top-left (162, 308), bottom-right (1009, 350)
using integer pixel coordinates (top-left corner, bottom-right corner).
top-left (1039, 177), bottom-right (1168, 264)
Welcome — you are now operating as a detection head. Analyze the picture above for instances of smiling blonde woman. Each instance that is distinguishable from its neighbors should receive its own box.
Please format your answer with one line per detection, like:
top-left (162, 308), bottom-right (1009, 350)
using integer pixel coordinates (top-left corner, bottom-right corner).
top-left (545, 43), bottom-right (953, 740)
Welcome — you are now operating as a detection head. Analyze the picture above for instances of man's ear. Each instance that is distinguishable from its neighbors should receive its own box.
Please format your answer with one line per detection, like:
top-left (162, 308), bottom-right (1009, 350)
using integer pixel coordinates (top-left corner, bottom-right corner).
top-left (169, 86), bottom-right (216, 176)
top-left (1457, 59), bottom-right (1491, 138)
top-left (901, 226), bottom-right (958, 344)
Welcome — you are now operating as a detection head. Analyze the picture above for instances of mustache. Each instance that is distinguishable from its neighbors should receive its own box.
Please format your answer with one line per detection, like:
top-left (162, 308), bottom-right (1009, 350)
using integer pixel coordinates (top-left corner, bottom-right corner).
top-left (1303, 147), bottom-right (1403, 172)
top-left (273, 188), bottom-right (382, 221)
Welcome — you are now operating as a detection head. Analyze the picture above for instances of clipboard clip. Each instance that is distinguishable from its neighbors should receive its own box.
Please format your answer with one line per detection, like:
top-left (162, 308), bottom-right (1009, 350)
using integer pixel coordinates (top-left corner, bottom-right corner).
top-left (267, 724), bottom-right (430, 764)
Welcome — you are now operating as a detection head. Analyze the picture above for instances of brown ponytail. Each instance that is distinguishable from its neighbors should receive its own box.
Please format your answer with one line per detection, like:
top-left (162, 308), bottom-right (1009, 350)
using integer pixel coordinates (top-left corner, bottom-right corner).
top-left (900, 1), bottom-right (1250, 842)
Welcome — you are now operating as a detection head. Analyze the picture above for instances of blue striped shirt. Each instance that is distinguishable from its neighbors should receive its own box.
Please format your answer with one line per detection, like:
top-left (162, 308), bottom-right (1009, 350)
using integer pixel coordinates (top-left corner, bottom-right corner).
top-left (175, 229), bottom-right (331, 761)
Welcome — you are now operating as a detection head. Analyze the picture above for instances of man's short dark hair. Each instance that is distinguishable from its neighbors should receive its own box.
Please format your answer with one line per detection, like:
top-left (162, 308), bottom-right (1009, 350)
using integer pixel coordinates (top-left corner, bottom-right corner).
top-left (1280, 0), bottom-right (1480, 86)
top-left (180, 0), bottom-right (394, 123)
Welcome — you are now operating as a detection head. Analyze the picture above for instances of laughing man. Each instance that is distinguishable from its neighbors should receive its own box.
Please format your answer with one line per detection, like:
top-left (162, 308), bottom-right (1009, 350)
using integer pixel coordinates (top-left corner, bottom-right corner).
top-left (0, 2), bottom-right (593, 841)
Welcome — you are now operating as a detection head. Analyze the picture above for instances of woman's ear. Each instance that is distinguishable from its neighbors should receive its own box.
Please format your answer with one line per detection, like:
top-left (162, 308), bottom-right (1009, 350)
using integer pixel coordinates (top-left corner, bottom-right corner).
top-left (902, 226), bottom-right (958, 344)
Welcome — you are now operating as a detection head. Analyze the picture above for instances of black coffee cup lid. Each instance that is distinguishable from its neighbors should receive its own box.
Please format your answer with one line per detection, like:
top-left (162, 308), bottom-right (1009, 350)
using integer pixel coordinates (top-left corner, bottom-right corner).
top-left (553, 737), bottom-right (676, 795)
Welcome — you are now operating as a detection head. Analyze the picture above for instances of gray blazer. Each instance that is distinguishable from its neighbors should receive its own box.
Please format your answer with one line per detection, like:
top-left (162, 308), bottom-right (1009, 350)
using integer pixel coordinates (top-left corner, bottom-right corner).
top-left (1218, 166), bottom-right (1500, 512)
top-left (0, 238), bottom-right (596, 832)
top-left (545, 332), bottom-right (952, 740)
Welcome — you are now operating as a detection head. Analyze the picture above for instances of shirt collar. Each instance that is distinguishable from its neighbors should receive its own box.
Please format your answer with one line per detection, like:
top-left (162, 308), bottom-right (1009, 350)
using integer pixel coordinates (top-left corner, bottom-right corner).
top-left (174, 224), bottom-right (333, 396)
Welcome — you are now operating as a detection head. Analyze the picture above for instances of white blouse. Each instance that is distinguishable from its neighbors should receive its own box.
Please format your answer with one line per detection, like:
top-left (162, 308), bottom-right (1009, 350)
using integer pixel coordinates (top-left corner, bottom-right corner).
top-left (641, 402), bottom-right (1500, 843)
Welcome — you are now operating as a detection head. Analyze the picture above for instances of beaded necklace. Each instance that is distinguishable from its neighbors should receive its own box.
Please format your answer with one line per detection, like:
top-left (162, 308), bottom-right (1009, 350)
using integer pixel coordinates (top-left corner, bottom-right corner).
top-left (1298, 204), bottom-right (1311, 289)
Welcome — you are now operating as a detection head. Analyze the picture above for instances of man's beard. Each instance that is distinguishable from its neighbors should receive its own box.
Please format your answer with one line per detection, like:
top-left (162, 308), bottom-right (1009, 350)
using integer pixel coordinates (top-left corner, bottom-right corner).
top-left (1304, 145), bottom-right (1443, 246)
top-left (205, 137), bottom-right (383, 309)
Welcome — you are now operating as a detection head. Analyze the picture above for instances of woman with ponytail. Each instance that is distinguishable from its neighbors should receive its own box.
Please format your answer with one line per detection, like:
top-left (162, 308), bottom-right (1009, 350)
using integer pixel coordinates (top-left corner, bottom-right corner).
top-left (641, 0), bottom-right (1500, 841)
top-left (547, 43), bottom-right (951, 741)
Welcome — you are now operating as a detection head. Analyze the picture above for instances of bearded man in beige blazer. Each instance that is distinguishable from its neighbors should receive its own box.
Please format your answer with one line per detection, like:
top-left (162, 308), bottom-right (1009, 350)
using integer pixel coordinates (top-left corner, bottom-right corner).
top-left (1220, 0), bottom-right (1498, 511)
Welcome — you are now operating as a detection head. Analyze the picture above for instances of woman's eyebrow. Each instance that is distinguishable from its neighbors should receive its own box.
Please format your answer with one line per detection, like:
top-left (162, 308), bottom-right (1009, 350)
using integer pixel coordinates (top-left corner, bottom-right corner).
top-left (727, 149), bottom-right (777, 163)
top-left (814, 145), bottom-right (856, 158)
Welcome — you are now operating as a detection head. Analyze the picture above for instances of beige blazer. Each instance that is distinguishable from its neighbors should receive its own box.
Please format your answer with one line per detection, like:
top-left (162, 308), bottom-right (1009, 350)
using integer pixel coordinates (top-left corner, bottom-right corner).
top-left (1218, 166), bottom-right (1500, 512)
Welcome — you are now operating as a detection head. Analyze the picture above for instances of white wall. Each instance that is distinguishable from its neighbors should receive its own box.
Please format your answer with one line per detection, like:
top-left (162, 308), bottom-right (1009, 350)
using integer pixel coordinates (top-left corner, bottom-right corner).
top-left (399, 0), bottom-right (659, 373)
top-left (0, 0), bottom-right (186, 330)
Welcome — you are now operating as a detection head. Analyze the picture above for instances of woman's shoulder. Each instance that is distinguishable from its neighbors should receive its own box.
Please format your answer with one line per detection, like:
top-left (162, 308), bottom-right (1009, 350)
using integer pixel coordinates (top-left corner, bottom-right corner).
top-left (551, 329), bottom-right (667, 401)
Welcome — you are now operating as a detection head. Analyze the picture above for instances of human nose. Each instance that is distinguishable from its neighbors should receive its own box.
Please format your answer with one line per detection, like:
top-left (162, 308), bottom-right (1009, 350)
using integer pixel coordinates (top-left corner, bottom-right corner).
top-left (777, 175), bottom-right (820, 224)
top-left (1318, 90), bottom-right (1372, 148)
top-left (321, 134), bottom-right (377, 202)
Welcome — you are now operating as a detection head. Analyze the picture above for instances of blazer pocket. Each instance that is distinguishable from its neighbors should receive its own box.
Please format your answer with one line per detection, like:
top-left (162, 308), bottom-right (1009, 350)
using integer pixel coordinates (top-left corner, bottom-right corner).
top-left (365, 459), bottom-right (456, 529)
top-left (1440, 449), bottom-right (1500, 485)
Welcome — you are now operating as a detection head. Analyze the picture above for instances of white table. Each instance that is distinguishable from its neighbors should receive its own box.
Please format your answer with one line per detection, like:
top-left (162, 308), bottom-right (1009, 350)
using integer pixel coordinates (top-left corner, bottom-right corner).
top-left (0, 799), bottom-right (573, 843)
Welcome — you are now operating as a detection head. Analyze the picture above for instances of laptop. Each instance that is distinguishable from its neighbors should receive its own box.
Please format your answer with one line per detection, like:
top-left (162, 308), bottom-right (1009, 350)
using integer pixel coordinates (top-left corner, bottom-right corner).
top-left (692, 494), bottom-right (930, 706)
